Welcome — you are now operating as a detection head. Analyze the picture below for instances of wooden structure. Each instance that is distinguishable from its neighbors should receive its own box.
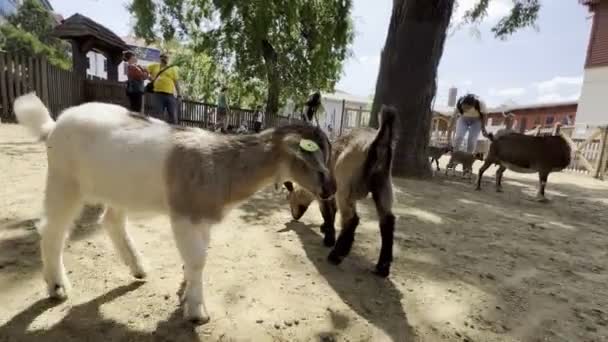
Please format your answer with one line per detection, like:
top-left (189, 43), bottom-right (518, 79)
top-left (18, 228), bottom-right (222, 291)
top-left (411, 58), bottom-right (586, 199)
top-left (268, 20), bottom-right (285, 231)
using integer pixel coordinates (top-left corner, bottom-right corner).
top-left (486, 101), bottom-right (577, 133)
top-left (558, 125), bottom-right (608, 179)
top-left (52, 14), bottom-right (128, 81)
top-left (0, 52), bottom-right (290, 132)
top-left (430, 111), bottom-right (451, 146)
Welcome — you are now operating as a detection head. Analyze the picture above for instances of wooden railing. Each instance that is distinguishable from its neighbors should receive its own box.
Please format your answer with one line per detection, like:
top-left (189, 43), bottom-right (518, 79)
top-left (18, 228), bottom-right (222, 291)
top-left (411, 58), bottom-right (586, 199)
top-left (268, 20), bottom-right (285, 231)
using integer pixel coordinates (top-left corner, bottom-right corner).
top-left (1, 52), bottom-right (296, 131)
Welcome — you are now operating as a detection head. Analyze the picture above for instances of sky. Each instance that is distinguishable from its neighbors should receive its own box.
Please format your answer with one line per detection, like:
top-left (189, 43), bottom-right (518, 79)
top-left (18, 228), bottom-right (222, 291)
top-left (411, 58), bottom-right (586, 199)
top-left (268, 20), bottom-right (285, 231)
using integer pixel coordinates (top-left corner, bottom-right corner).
top-left (51, 0), bottom-right (592, 108)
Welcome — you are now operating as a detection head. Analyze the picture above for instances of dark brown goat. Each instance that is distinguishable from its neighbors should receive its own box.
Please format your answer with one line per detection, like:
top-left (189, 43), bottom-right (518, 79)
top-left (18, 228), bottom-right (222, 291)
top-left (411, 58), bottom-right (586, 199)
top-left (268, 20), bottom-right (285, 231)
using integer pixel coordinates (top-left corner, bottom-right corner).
top-left (428, 145), bottom-right (452, 171)
top-left (476, 128), bottom-right (571, 202)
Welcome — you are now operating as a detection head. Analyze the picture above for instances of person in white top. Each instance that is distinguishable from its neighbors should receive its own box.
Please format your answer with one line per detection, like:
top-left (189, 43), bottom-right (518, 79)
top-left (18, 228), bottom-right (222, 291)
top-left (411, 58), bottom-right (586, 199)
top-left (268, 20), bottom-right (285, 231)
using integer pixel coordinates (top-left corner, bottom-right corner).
top-left (449, 93), bottom-right (488, 153)
top-left (495, 112), bottom-right (517, 138)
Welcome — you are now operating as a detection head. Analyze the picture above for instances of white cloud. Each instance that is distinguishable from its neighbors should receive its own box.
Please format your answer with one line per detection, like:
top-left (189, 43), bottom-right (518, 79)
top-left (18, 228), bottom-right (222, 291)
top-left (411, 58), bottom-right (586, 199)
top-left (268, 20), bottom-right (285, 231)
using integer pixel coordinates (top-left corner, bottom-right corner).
top-left (489, 87), bottom-right (526, 97)
top-left (358, 55), bottom-right (380, 65)
top-left (534, 76), bottom-right (583, 93)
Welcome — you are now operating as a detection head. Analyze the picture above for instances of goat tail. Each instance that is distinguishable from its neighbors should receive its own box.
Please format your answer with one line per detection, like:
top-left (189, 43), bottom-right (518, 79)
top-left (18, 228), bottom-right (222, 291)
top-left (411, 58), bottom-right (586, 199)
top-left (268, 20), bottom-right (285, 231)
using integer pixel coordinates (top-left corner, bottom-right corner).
top-left (364, 105), bottom-right (400, 176)
top-left (14, 92), bottom-right (55, 142)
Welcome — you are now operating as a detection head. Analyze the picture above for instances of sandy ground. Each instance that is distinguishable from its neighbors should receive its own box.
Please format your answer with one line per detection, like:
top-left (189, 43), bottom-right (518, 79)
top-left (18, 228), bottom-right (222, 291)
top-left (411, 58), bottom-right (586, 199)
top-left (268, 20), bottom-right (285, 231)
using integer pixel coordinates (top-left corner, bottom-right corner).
top-left (0, 124), bottom-right (607, 342)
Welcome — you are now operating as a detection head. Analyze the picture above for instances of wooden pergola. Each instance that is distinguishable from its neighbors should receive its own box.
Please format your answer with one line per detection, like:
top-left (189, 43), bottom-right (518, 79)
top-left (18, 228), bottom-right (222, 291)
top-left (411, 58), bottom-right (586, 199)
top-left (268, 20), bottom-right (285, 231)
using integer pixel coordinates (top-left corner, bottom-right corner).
top-left (52, 14), bottom-right (128, 81)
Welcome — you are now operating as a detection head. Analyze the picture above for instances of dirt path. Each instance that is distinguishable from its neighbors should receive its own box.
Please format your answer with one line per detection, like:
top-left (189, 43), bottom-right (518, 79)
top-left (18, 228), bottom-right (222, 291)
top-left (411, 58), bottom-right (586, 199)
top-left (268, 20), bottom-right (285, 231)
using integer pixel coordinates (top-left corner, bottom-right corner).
top-left (1, 124), bottom-right (607, 342)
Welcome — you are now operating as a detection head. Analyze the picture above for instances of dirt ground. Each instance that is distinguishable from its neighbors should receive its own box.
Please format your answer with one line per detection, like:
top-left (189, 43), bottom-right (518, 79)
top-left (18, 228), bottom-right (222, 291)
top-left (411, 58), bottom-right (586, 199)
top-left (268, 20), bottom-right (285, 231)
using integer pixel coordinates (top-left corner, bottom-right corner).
top-left (1, 124), bottom-right (607, 342)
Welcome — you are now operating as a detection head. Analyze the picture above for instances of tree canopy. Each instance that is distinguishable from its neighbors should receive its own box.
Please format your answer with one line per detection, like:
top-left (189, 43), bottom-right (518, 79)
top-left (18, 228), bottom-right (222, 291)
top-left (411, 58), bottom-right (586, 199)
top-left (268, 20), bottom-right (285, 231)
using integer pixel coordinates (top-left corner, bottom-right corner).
top-left (462, 0), bottom-right (540, 39)
top-left (129, 0), bottom-right (354, 114)
top-left (0, 0), bottom-right (70, 69)
top-left (172, 45), bottom-right (266, 108)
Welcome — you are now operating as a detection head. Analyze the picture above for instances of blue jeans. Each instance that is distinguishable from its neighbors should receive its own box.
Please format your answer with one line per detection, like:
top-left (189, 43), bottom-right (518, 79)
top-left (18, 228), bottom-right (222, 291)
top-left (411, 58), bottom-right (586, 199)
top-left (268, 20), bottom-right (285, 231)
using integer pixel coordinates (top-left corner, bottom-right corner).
top-left (154, 93), bottom-right (178, 124)
top-left (453, 116), bottom-right (482, 153)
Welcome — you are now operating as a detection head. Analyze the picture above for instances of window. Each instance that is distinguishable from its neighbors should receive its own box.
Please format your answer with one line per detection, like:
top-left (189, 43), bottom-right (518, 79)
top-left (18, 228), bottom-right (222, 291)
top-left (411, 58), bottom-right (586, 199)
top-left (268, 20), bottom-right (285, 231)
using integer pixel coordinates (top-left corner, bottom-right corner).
top-left (86, 56), bottom-right (91, 69)
top-left (103, 59), bottom-right (108, 72)
top-left (545, 116), bottom-right (554, 125)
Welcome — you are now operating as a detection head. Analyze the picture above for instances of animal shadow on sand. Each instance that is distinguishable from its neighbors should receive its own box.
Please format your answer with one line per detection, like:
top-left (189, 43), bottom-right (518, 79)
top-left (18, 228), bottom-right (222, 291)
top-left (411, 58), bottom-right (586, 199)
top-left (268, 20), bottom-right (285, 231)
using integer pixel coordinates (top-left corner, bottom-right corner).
top-left (284, 220), bottom-right (416, 342)
top-left (0, 282), bottom-right (201, 342)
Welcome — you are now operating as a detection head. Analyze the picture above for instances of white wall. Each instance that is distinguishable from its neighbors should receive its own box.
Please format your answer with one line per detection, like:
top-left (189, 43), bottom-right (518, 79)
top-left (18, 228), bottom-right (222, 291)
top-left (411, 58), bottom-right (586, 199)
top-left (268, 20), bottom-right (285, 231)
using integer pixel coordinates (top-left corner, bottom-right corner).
top-left (576, 66), bottom-right (608, 125)
top-left (86, 51), bottom-right (156, 81)
top-left (86, 51), bottom-right (107, 79)
top-left (321, 98), bottom-right (343, 130)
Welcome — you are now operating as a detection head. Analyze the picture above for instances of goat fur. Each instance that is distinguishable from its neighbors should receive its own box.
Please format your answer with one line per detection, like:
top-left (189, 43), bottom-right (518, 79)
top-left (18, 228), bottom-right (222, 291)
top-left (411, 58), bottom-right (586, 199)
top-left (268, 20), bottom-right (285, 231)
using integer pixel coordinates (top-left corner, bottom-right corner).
top-left (476, 126), bottom-right (571, 201)
top-left (284, 105), bottom-right (399, 277)
top-left (13, 92), bottom-right (335, 324)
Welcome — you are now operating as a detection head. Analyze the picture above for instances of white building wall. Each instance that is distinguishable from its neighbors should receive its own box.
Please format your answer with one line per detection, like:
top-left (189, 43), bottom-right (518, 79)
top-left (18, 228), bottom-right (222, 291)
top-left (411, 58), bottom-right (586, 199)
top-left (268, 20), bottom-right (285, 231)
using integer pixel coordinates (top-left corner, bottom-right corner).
top-left (86, 51), bottom-right (107, 79)
top-left (86, 51), bottom-right (157, 81)
top-left (576, 66), bottom-right (608, 125)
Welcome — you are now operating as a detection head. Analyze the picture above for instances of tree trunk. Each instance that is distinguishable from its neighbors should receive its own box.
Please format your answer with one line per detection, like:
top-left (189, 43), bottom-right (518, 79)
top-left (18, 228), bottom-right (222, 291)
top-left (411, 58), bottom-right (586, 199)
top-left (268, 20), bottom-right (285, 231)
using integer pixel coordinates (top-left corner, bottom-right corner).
top-left (262, 39), bottom-right (280, 123)
top-left (370, 0), bottom-right (455, 178)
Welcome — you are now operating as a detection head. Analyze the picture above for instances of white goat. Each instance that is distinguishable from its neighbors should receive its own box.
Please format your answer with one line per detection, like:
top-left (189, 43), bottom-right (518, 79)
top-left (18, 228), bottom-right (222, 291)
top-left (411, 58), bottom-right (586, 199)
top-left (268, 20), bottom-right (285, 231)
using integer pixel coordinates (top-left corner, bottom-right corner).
top-left (13, 93), bottom-right (335, 324)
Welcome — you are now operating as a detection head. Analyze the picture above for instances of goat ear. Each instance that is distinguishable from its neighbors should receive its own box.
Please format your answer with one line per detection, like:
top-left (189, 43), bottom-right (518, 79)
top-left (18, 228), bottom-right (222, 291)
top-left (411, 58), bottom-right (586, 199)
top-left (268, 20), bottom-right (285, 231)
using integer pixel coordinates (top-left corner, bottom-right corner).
top-left (284, 181), bottom-right (294, 192)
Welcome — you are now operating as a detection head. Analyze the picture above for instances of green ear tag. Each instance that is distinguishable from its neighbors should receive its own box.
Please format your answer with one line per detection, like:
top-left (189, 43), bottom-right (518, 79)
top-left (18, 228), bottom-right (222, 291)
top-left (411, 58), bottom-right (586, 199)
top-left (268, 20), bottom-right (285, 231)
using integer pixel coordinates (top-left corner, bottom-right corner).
top-left (299, 139), bottom-right (320, 152)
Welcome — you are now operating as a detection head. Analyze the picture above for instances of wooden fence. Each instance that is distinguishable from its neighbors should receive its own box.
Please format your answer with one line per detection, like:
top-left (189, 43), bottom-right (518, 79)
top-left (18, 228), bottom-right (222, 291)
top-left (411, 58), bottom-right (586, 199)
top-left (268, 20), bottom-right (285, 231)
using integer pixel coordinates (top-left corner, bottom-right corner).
top-left (558, 125), bottom-right (608, 180)
top-left (1, 52), bottom-right (293, 130)
top-left (429, 118), bottom-right (608, 180)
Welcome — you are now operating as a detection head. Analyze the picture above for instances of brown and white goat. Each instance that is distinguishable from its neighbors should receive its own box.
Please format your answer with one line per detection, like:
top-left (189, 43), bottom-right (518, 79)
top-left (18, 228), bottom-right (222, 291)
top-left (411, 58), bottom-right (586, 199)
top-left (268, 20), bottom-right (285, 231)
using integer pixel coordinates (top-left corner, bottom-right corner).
top-left (476, 125), bottom-right (571, 202)
top-left (13, 93), bottom-right (335, 325)
top-left (445, 151), bottom-right (484, 178)
top-left (284, 105), bottom-right (399, 277)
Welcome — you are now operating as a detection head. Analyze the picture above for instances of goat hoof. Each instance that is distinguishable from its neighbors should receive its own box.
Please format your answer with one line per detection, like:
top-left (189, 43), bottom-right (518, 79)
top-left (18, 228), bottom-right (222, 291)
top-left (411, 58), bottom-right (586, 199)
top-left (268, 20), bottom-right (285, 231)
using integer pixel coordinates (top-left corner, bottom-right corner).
top-left (187, 314), bottom-right (210, 326)
top-left (475, 187), bottom-right (481, 191)
top-left (48, 284), bottom-right (69, 300)
top-left (323, 235), bottom-right (336, 247)
top-left (373, 264), bottom-right (391, 278)
top-left (496, 188), bottom-right (503, 193)
top-left (133, 271), bottom-right (147, 280)
top-left (184, 304), bottom-right (210, 325)
top-left (535, 197), bottom-right (549, 203)
top-left (327, 251), bottom-right (343, 265)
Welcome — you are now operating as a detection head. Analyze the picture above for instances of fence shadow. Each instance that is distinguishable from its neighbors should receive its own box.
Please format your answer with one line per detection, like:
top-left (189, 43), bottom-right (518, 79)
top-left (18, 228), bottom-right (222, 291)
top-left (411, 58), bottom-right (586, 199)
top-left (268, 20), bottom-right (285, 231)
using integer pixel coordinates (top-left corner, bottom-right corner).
top-left (0, 282), bottom-right (200, 342)
top-left (0, 207), bottom-right (103, 277)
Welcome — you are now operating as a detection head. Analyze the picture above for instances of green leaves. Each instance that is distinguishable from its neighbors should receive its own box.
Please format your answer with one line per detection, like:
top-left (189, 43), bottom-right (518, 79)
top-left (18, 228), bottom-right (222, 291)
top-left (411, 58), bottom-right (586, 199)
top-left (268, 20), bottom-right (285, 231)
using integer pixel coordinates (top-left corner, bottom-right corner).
top-left (128, 0), bottom-right (354, 113)
top-left (461, 0), bottom-right (541, 39)
top-left (0, 0), bottom-right (70, 69)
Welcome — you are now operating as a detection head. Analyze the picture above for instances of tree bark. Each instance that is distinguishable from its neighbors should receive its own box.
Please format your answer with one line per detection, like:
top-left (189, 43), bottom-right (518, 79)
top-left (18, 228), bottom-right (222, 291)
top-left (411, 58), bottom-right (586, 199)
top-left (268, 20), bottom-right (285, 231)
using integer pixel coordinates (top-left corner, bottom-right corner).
top-left (262, 39), bottom-right (280, 122)
top-left (370, 0), bottom-right (455, 178)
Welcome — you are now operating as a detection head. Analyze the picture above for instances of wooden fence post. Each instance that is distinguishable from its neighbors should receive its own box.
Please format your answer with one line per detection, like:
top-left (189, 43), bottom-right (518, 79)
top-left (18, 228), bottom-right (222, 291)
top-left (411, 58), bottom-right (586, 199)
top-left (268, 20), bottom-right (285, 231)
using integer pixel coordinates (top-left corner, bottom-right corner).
top-left (0, 54), bottom-right (8, 121)
top-left (595, 126), bottom-right (608, 180)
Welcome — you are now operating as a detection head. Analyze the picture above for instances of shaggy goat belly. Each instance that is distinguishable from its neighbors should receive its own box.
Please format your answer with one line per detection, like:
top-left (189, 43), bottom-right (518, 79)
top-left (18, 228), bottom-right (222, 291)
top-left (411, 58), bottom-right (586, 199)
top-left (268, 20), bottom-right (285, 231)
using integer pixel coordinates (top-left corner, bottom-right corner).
top-left (501, 162), bottom-right (537, 174)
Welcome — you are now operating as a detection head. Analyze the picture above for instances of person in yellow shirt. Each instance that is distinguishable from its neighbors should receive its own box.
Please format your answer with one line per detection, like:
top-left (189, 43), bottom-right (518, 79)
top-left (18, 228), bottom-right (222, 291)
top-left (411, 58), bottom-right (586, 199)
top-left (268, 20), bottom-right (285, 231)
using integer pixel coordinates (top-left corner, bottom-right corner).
top-left (147, 53), bottom-right (180, 124)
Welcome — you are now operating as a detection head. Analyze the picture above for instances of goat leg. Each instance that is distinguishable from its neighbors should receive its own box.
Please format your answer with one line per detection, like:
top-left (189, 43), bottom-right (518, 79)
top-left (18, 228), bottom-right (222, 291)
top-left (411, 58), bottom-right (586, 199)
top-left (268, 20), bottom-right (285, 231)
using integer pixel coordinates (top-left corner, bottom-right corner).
top-left (476, 160), bottom-right (492, 190)
top-left (319, 199), bottom-right (337, 247)
top-left (373, 213), bottom-right (395, 278)
top-left (328, 214), bottom-right (359, 265)
top-left (535, 171), bottom-right (550, 203)
top-left (495, 165), bottom-right (506, 192)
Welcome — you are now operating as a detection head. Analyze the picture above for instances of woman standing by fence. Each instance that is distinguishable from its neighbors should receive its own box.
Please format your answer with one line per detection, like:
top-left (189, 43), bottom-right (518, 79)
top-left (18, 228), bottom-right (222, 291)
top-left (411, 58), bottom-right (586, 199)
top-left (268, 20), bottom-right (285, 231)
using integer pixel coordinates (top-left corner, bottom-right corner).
top-left (124, 51), bottom-right (148, 112)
